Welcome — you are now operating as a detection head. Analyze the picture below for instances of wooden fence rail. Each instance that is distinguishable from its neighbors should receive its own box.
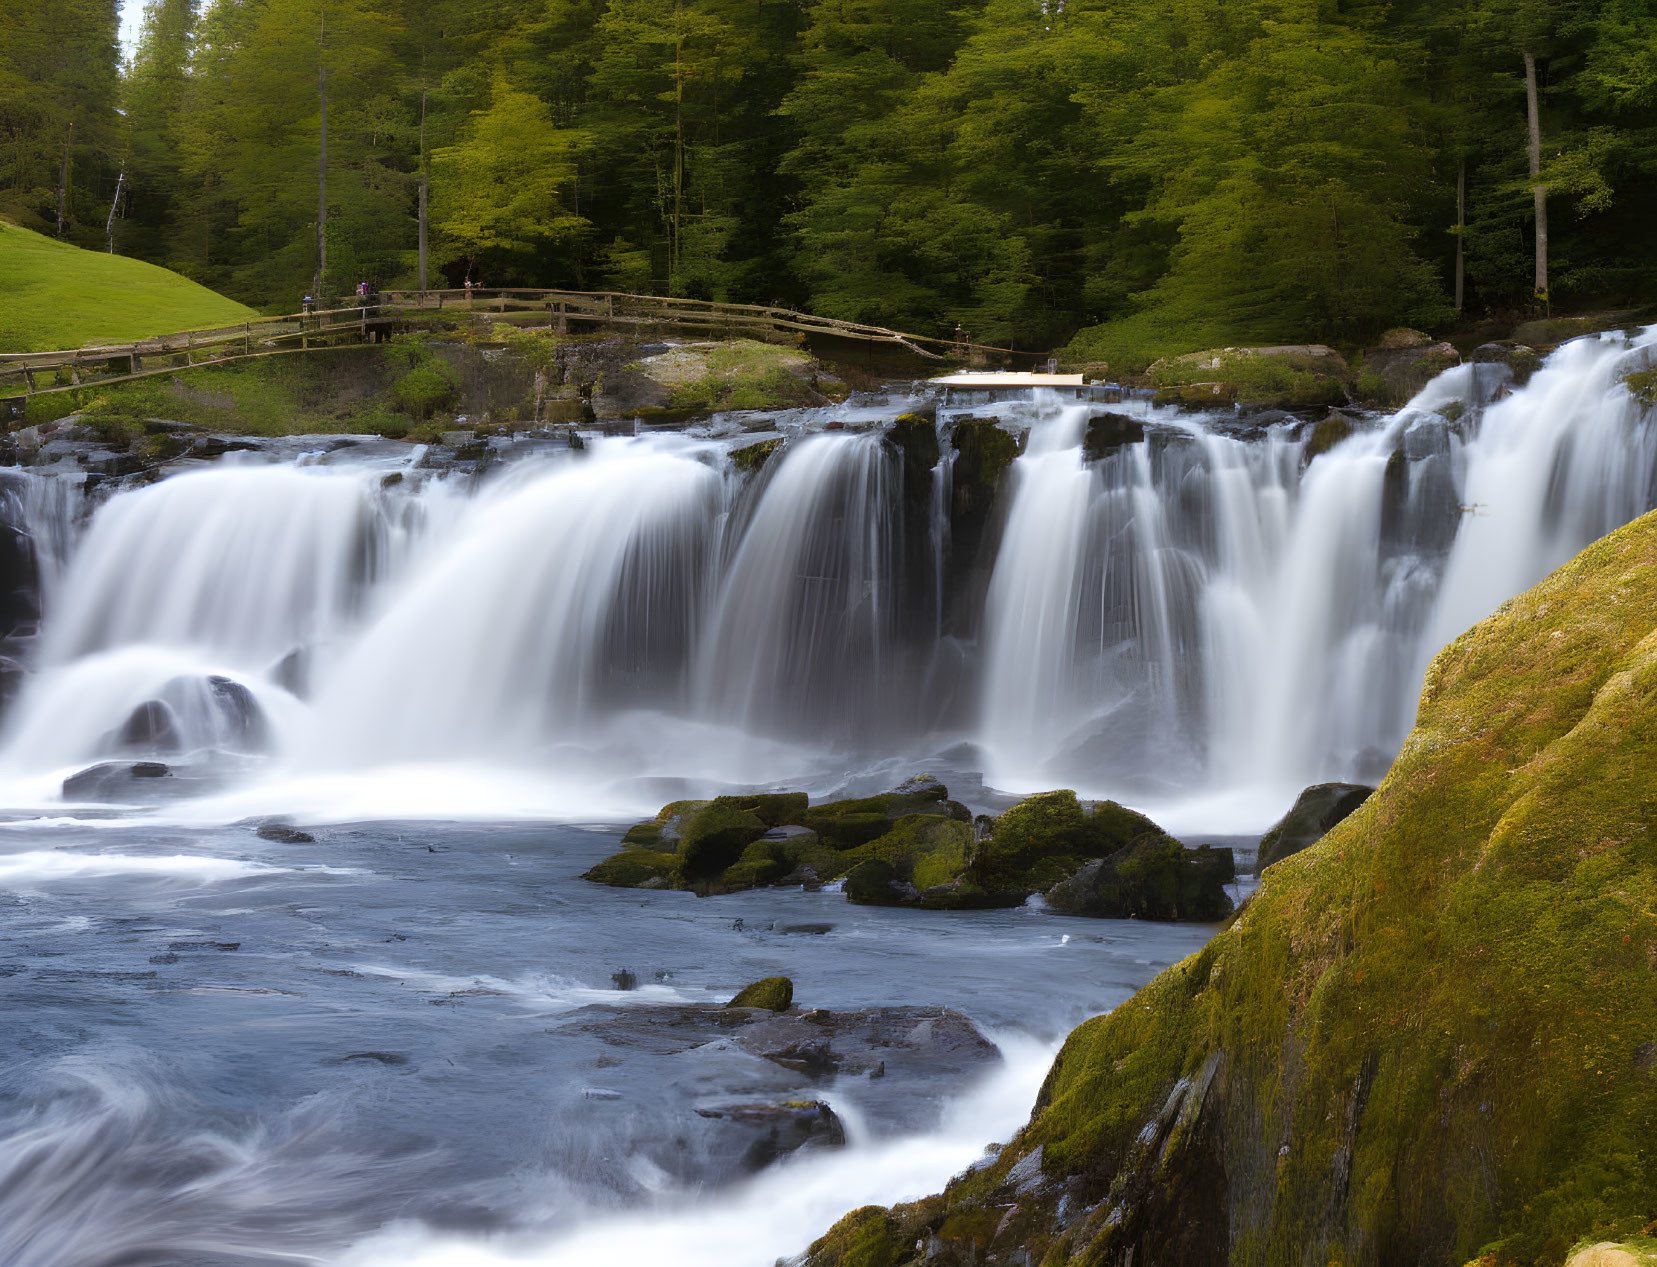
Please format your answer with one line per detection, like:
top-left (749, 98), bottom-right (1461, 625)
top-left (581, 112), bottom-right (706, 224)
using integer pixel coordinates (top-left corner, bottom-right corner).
top-left (1, 288), bottom-right (1037, 404)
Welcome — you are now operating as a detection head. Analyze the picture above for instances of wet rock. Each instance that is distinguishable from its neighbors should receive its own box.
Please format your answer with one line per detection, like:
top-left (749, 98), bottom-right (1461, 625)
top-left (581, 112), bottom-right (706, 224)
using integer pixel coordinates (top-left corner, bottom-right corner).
top-left (1256, 782), bottom-right (1374, 873)
top-left (1082, 412), bottom-right (1145, 461)
top-left (694, 1098), bottom-right (847, 1172)
top-left (255, 823), bottom-right (316, 844)
top-left (1045, 835), bottom-right (1235, 921)
top-left (729, 437), bottom-right (783, 474)
top-left (114, 699), bottom-right (184, 753)
top-left (191, 435), bottom-right (266, 459)
top-left (0, 514), bottom-right (41, 641)
top-left (1301, 411), bottom-right (1355, 462)
top-left (1471, 341), bottom-right (1543, 387)
top-left (269, 646), bottom-right (311, 697)
top-left (207, 675), bottom-right (269, 749)
top-left (728, 976), bottom-right (793, 1011)
top-left (62, 760), bottom-right (174, 802)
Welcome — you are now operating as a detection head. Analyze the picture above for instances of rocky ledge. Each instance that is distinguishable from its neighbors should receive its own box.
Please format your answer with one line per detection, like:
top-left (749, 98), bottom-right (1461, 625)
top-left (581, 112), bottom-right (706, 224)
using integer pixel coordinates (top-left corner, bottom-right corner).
top-left (584, 776), bottom-right (1235, 921)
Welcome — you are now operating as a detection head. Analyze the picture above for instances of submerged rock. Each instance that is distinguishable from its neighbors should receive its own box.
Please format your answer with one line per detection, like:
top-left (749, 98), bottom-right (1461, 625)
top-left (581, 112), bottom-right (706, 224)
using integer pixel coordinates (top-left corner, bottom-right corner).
top-left (62, 760), bottom-right (174, 802)
top-left (113, 699), bottom-right (184, 753)
top-left (1254, 781), bottom-right (1373, 874)
top-left (693, 1099), bottom-right (846, 1172)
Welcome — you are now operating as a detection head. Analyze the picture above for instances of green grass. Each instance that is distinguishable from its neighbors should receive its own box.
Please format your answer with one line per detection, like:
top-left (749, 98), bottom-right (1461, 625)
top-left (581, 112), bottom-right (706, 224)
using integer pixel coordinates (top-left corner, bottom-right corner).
top-left (0, 220), bottom-right (254, 354)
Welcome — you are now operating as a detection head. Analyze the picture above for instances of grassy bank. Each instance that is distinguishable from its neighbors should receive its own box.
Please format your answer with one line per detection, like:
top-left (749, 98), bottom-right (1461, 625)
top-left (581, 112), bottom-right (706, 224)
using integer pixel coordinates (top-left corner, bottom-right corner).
top-left (0, 222), bottom-right (254, 354)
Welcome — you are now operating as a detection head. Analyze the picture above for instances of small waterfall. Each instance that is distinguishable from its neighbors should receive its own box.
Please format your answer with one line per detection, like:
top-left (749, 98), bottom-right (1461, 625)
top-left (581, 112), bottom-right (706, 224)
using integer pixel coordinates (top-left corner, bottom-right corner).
top-left (695, 433), bottom-right (898, 741)
top-left (307, 444), bottom-right (722, 762)
top-left (978, 402), bottom-right (1095, 786)
top-left (0, 328), bottom-right (1648, 823)
top-left (40, 466), bottom-right (403, 667)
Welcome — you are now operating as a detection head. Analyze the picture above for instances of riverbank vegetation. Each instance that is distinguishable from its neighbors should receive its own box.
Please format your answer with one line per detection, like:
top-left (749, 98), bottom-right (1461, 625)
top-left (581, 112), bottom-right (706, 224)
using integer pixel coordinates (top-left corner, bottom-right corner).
top-left (3, 0), bottom-right (1654, 363)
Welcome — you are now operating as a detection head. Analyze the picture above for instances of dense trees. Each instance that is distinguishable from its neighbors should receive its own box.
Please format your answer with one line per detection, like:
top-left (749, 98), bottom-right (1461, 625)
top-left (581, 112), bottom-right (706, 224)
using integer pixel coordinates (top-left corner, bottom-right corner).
top-left (5, 0), bottom-right (1654, 355)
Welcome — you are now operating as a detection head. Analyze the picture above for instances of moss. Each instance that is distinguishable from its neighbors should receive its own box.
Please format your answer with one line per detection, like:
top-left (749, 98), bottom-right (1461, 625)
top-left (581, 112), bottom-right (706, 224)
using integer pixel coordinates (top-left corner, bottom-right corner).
top-left (806, 508), bottom-right (1657, 1265)
top-left (1623, 369), bottom-right (1657, 409)
top-left (1304, 413), bottom-right (1354, 461)
top-left (730, 437), bottom-right (783, 473)
top-left (727, 975), bottom-right (793, 1011)
top-left (970, 790), bottom-right (1164, 894)
top-left (845, 858), bottom-right (907, 906)
top-left (675, 800), bottom-right (769, 883)
top-left (807, 1206), bottom-right (905, 1267)
top-left (582, 849), bottom-right (676, 887)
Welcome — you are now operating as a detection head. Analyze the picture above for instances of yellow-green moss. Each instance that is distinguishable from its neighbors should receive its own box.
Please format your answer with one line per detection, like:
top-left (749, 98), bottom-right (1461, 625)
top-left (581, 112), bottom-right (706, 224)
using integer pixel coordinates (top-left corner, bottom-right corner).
top-left (727, 975), bottom-right (793, 1011)
top-left (1623, 369), bottom-right (1657, 409)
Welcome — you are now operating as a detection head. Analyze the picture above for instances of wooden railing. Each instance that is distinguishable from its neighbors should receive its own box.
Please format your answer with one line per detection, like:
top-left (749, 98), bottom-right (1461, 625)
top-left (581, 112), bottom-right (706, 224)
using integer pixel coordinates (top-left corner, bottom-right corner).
top-left (0, 288), bottom-right (1036, 402)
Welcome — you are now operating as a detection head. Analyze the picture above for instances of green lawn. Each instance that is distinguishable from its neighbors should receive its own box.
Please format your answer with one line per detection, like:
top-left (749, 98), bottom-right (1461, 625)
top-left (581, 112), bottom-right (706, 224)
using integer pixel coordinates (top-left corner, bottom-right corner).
top-left (0, 221), bottom-right (254, 354)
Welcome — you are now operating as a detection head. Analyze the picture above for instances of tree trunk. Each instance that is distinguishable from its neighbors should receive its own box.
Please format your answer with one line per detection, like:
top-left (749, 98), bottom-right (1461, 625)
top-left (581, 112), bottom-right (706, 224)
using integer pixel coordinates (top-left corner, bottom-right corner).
top-left (418, 86), bottom-right (428, 293)
top-left (672, 22), bottom-right (685, 296)
top-left (315, 9), bottom-right (328, 301)
top-left (1455, 160), bottom-right (1465, 314)
top-left (55, 123), bottom-right (73, 239)
top-left (106, 170), bottom-right (125, 254)
top-left (1524, 51), bottom-right (1548, 306)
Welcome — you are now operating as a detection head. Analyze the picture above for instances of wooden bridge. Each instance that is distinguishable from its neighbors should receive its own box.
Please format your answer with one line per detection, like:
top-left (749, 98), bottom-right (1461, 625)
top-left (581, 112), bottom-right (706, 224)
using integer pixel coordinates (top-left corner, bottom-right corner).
top-left (0, 288), bottom-right (1032, 408)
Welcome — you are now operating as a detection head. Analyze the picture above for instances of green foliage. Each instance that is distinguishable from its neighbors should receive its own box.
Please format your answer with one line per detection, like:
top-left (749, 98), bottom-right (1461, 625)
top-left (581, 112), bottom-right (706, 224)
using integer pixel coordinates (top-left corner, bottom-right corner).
top-left (0, 221), bottom-right (253, 353)
top-left (391, 358), bottom-right (459, 421)
top-left (431, 72), bottom-right (588, 281)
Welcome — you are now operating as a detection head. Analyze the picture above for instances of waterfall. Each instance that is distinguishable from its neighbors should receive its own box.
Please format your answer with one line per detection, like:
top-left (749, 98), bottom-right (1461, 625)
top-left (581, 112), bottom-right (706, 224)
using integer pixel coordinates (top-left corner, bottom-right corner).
top-left (0, 327), bottom-right (1649, 825)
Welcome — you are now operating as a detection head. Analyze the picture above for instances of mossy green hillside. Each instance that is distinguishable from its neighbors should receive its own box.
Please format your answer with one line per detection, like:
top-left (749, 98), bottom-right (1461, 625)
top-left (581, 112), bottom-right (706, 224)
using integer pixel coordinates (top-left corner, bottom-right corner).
top-left (0, 221), bottom-right (254, 354)
top-left (805, 509), bottom-right (1657, 1267)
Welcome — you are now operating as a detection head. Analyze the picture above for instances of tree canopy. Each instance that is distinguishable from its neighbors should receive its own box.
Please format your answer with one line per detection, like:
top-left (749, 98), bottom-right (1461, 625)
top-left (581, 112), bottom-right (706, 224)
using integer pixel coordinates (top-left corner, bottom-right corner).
top-left (4, 0), bottom-right (1653, 356)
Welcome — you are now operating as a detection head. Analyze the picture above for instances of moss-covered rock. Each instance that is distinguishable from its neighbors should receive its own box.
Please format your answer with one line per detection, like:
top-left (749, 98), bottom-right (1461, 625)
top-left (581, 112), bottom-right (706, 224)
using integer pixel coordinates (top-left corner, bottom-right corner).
top-left (1254, 780), bottom-right (1374, 874)
top-left (1044, 834), bottom-right (1235, 920)
top-left (1623, 368), bottom-right (1657, 409)
top-left (801, 508), bottom-right (1657, 1267)
top-left (582, 849), bottom-right (677, 888)
top-left (729, 436), bottom-right (783, 473)
top-left (1303, 411), bottom-right (1355, 462)
top-left (968, 789), bottom-right (1164, 895)
top-left (808, 1206), bottom-right (906, 1267)
top-left (727, 976), bottom-right (793, 1011)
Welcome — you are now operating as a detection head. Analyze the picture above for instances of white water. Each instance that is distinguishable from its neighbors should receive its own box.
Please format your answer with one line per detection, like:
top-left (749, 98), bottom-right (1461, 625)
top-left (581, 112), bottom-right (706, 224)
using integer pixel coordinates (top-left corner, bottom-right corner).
top-left (333, 1033), bottom-right (1055, 1267)
top-left (0, 330), bottom-right (1650, 827)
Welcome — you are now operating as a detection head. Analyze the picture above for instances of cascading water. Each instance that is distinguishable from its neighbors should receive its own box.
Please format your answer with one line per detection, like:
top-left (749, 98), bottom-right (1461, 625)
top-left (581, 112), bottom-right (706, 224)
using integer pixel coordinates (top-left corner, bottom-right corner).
top-left (0, 328), bottom-right (1649, 824)
top-left (2, 330), bottom-right (1655, 1267)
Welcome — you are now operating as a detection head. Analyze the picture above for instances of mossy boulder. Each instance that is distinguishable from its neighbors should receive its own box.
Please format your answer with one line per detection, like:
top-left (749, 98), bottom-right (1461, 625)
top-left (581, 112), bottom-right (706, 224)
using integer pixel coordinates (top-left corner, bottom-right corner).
top-left (727, 976), bottom-right (793, 1011)
top-left (1044, 834), bottom-right (1234, 921)
top-left (1472, 341), bottom-right (1545, 387)
top-left (801, 507), bottom-right (1657, 1267)
top-left (1357, 339), bottom-right (1461, 406)
top-left (1082, 411), bottom-right (1144, 461)
top-left (968, 789), bottom-right (1164, 895)
top-left (1302, 411), bottom-right (1355, 462)
top-left (808, 1206), bottom-right (906, 1267)
top-left (1254, 781), bottom-right (1374, 874)
top-left (730, 436), bottom-right (783, 473)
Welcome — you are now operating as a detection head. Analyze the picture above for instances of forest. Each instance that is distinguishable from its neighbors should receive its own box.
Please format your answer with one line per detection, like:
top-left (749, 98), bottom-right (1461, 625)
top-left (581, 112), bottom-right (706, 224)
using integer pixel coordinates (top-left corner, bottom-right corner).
top-left (3, 0), bottom-right (1655, 365)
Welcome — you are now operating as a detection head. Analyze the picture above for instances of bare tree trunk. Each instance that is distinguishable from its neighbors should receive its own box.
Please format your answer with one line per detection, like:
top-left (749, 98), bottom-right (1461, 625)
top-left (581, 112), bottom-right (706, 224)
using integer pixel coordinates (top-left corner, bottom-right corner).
top-left (315, 9), bottom-right (328, 301)
top-left (1455, 160), bottom-right (1465, 313)
top-left (418, 85), bottom-right (428, 293)
top-left (55, 123), bottom-right (73, 238)
top-left (106, 170), bottom-right (125, 254)
top-left (1524, 51), bottom-right (1548, 308)
top-left (672, 21), bottom-right (685, 296)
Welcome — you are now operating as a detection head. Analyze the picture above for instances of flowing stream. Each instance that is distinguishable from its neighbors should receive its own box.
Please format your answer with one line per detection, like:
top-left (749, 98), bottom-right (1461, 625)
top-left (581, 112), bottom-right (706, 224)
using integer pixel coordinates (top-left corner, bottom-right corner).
top-left (0, 327), bottom-right (1653, 1264)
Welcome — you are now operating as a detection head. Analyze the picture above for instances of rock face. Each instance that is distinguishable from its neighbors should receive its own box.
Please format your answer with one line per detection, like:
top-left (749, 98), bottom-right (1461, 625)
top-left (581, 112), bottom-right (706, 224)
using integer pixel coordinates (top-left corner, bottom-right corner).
top-left (1254, 781), bottom-right (1374, 874)
top-left (585, 779), bottom-right (1229, 922)
top-left (1359, 337), bottom-right (1460, 405)
top-left (801, 508), bottom-right (1657, 1267)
